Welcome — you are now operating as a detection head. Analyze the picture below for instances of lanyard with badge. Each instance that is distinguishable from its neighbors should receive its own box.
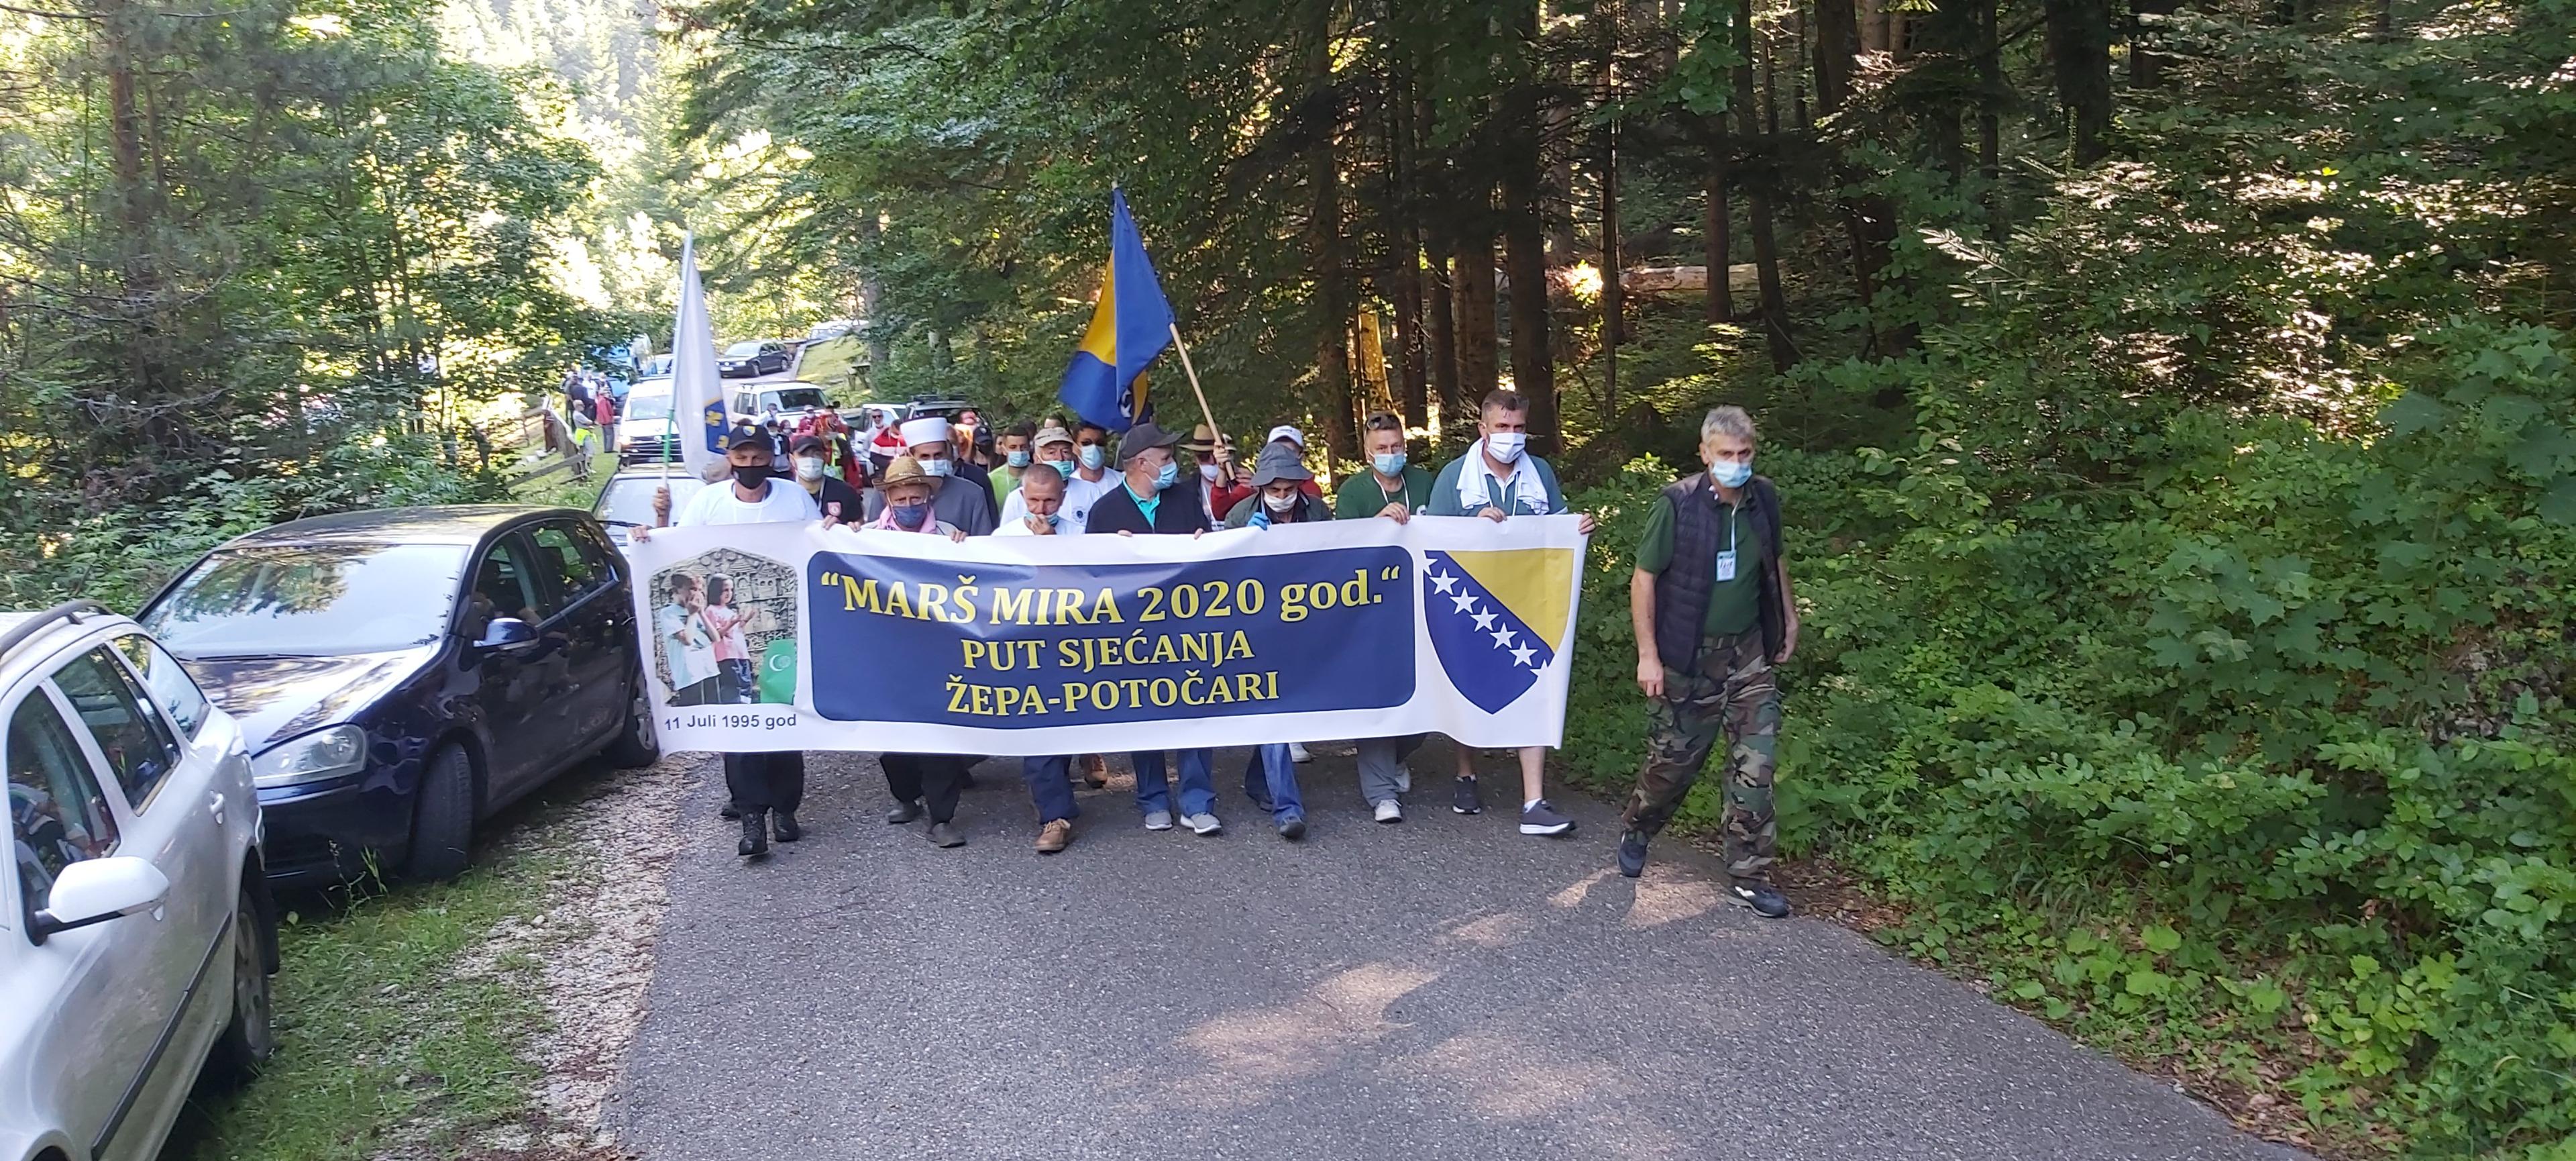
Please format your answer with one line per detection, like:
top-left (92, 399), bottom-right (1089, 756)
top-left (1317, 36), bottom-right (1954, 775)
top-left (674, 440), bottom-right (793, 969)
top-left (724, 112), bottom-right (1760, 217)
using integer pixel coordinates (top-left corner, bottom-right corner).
top-left (1379, 474), bottom-right (1413, 513)
top-left (1715, 493), bottom-right (1740, 582)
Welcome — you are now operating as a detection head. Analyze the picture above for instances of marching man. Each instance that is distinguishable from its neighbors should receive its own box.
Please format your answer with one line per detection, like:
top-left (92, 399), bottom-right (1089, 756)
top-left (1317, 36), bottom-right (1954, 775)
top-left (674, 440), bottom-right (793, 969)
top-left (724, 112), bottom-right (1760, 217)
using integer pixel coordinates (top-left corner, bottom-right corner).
top-left (1616, 406), bottom-right (1799, 917)
top-left (1426, 389), bottom-right (1594, 837)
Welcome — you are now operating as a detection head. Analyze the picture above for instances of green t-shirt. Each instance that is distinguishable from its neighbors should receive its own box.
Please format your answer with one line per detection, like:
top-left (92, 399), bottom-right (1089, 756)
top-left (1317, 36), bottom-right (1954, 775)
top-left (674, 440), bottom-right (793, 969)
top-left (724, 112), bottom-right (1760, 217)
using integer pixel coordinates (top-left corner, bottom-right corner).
top-left (1635, 491), bottom-right (1766, 639)
top-left (991, 468), bottom-right (1022, 506)
top-left (1333, 465), bottom-right (1438, 519)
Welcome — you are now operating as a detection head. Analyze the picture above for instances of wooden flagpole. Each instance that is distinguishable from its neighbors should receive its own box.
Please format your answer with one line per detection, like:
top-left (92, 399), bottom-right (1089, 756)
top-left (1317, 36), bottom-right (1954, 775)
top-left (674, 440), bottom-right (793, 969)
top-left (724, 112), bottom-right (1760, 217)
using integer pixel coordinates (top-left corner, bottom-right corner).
top-left (1166, 322), bottom-right (1229, 466)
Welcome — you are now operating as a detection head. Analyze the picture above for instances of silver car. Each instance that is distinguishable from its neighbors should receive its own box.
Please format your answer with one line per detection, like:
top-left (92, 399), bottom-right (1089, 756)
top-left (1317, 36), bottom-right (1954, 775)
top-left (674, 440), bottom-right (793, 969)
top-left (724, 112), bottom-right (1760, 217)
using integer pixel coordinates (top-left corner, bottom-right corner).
top-left (1, 601), bottom-right (275, 1161)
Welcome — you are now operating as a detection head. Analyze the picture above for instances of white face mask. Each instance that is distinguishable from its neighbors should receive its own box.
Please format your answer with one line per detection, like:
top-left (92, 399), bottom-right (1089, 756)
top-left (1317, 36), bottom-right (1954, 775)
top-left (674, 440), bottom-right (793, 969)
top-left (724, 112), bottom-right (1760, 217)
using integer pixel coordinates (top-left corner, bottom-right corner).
top-left (919, 456), bottom-right (953, 478)
top-left (794, 456), bottom-right (825, 481)
top-left (1485, 431), bottom-right (1527, 462)
top-left (1263, 491), bottom-right (1298, 513)
top-left (1199, 463), bottom-right (1220, 482)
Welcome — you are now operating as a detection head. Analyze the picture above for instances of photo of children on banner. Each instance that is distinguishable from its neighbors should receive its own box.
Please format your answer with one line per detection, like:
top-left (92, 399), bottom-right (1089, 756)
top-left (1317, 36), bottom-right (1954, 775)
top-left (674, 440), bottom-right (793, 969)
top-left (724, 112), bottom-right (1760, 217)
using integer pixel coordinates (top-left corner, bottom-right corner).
top-left (651, 549), bottom-right (800, 707)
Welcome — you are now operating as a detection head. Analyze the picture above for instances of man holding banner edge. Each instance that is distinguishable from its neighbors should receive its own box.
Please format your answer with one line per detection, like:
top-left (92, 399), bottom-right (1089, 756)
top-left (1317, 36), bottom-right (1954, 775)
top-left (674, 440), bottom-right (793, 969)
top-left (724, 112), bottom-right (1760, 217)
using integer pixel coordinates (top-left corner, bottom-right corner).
top-left (1427, 389), bottom-right (1595, 837)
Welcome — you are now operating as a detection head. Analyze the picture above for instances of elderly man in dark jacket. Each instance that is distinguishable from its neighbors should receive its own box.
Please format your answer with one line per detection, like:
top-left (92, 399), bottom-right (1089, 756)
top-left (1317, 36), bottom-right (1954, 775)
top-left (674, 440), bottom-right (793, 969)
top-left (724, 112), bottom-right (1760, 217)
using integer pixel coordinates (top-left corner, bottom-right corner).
top-left (1617, 405), bottom-right (1801, 917)
top-left (1083, 421), bottom-right (1222, 834)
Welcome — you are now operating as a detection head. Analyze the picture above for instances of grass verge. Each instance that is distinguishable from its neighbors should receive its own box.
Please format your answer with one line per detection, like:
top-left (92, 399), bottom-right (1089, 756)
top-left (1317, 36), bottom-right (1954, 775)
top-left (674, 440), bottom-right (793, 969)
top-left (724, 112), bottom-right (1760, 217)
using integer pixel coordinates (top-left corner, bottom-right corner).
top-left (172, 832), bottom-right (572, 1160)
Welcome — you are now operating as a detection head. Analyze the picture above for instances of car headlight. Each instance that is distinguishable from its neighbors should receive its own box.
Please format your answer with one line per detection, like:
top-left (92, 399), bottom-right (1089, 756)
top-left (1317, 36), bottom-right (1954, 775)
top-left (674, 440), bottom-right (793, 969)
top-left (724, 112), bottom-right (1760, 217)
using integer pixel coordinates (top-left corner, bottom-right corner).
top-left (252, 725), bottom-right (368, 789)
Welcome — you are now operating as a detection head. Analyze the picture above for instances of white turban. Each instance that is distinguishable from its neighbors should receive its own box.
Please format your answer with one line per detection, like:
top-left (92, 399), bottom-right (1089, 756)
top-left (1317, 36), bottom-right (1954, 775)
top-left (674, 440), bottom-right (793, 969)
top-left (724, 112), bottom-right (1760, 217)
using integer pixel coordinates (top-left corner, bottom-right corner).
top-left (899, 416), bottom-right (953, 449)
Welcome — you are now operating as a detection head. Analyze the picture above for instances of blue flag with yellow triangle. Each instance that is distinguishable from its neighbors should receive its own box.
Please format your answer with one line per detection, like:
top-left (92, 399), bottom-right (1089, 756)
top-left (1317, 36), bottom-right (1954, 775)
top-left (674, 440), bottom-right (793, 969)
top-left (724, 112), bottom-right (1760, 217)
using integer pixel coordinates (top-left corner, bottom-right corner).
top-left (1058, 189), bottom-right (1175, 433)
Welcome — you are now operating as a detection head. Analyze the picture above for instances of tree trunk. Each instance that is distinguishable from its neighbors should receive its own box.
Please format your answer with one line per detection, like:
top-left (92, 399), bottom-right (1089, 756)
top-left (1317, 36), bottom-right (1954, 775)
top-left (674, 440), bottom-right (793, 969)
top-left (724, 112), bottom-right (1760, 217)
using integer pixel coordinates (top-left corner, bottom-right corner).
top-left (1598, 0), bottom-right (1622, 420)
top-left (1978, 0), bottom-right (2003, 231)
top-left (1812, 0), bottom-right (1857, 117)
top-left (2046, 0), bottom-right (2113, 165)
top-left (1428, 250), bottom-right (1462, 430)
top-left (1389, 68), bottom-right (1430, 428)
top-left (1737, 0), bottom-right (1797, 370)
top-left (1499, 2), bottom-right (1554, 452)
top-left (1453, 236), bottom-right (1500, 403)
top-left (1705, 128), bottom-right (1733, 325)
top-left (2129, 0), bottom-right (2178, 87)
top-left (1306, 0), bottom-right (1354, 463)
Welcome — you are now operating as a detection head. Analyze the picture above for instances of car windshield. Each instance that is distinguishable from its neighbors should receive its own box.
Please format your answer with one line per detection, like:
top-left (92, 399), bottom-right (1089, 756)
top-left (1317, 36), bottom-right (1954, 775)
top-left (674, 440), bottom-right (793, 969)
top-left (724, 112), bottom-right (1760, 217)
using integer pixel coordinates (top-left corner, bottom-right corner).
top-left (141, 544), bottom-right (468, 656)
top-left (598, 476), bottom-right (704, 527)
top-left (723, 341), bottom-right (762, 357)
top-left (626, 392), bottom-right (675, 421)
top-left (768, 387), bottom-right (827, 411)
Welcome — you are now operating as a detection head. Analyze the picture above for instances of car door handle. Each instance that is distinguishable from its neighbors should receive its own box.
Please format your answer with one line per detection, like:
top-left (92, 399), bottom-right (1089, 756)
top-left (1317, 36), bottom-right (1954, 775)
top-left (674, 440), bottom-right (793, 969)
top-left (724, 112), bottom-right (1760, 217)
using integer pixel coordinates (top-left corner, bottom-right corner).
top-left (209, 791), bottom-right (226, 825)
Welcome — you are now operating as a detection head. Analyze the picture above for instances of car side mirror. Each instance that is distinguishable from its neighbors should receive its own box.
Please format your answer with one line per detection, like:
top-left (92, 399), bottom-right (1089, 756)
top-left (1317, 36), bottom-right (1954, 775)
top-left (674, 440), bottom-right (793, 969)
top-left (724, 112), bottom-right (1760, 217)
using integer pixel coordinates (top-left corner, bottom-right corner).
top-left (476, 617), bottom-right (538, 652)
top-left (31, 856), bottom-right (170, 944)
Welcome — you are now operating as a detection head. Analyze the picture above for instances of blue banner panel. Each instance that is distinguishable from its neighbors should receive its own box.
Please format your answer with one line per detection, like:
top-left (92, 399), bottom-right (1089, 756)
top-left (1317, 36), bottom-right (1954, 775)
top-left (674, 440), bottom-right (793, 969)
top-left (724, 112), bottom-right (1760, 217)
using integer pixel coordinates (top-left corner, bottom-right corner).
top-left (808, 546), bottom-right (1414, 728)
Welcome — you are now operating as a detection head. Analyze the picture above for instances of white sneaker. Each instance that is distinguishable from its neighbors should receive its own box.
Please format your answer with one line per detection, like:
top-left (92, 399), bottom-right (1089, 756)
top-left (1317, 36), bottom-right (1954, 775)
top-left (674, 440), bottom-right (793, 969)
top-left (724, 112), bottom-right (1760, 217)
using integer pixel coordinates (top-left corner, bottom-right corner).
top-left (1184, 812), bottom-right (1223, 836)
top-left (1144, 810), bottom-right (1174, 831)
top-left (1289, 742), bottom-right (1313, 763)
top-left (1373, 799), bottom-right (1403, 823)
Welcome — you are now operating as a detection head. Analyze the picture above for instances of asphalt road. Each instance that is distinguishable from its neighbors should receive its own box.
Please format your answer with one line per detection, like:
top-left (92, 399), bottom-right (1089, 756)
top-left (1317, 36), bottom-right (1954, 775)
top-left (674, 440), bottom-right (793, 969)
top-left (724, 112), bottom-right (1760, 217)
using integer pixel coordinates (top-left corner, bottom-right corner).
top-left (612, 745), bottom-right (2304, 1161)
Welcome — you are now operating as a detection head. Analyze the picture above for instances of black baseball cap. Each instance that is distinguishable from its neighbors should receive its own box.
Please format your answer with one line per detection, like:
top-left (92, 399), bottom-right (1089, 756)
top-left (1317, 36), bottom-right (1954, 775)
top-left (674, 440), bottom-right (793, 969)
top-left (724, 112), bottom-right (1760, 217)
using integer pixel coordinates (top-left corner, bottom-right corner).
top-left (1116, 420), bottom-right (1183, 463)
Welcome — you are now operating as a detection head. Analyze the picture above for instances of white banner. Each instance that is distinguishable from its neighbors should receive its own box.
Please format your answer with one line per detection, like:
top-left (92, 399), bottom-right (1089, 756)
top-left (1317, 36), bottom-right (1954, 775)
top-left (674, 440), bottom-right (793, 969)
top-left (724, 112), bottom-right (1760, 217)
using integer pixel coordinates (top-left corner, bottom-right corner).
top-left (627, 515), bottom-right (1589, 754)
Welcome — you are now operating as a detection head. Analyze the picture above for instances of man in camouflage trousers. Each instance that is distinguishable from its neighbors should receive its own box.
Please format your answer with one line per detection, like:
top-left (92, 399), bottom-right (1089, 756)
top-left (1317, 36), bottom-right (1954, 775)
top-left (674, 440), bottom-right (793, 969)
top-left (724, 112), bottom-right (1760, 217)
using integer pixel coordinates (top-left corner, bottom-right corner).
top-left (1617, 406), bottom-right (1801, 917)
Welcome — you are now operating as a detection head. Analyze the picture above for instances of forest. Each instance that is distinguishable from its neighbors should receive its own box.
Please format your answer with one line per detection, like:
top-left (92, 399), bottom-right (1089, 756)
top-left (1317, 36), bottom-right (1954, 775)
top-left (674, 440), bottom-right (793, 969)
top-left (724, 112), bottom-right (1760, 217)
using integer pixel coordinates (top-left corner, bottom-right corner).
top-left (5, 0), bottom-right (2575, 1154)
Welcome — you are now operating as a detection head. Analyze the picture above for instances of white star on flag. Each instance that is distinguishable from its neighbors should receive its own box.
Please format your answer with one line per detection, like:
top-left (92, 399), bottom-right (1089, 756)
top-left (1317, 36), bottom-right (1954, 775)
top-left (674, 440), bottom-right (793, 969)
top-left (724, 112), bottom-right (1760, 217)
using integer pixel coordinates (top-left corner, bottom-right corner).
top-left (1450, 592), bottom-right (1479, 614)
top-left (1430, 571), bottom-right (1459, 594)
top-left (1489, 627), bottom-right (1516, 648)
top-left (1509, 644), bottom-right (1538, 667)
top-left (1471, 610), bottom-right (1498, 631)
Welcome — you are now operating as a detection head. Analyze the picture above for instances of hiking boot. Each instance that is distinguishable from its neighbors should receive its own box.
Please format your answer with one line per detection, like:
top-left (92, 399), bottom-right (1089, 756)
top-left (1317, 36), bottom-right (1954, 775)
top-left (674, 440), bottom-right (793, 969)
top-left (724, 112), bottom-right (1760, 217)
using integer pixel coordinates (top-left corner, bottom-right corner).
top-left (1036, 819), bottom-right (1074, 854)
top-left (928, 821), bottom-right (967, 848)
top-left (771, 811), bottom-right (802, 843)
top-left (1617, 829), bottom-right (1649, 878)
top-left (1143, 809), bottom-right (1174, 831)
top-left (1183, 812), bottom-right (1223, 836)
top-left (1373, 799), bottom-right (1403, 824)
top-left (885, 799), bottom-right (924, 825)
top-left (1518, 800), bottom-right (1575, 837)
top-left (1079, 754), bottom-right (1110, 789)
top-left (1452, 776), bottom-right (1483, 815)
top-left (1277, 815), bottom-right (1307, 841)
top-left (1731, 879), bottom-right (1792, 918)
top-left (739, 811), bottom-right (769, 858)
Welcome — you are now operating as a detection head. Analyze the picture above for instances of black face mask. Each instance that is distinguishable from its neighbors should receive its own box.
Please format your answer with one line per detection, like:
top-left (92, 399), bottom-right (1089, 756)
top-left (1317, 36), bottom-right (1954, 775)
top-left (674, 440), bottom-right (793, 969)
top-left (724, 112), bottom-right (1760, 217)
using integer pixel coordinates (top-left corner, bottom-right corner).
top-left (732, 464), bottom-right (772, 488)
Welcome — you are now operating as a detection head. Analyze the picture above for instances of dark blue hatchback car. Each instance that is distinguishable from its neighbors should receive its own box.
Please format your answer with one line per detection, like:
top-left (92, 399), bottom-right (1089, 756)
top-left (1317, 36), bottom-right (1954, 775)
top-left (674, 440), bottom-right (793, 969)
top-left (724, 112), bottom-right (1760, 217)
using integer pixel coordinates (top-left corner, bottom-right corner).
top-left (138, 506), bottom-right (657, 886)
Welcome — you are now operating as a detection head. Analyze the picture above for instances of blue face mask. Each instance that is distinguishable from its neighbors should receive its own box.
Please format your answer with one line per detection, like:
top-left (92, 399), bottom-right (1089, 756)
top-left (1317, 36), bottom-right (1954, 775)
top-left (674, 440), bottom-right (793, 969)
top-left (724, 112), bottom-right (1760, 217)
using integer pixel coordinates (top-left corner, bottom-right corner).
top-left (890, 503), bottom-right (930, 531)
top-left (919, 456), bottom-right (953, 478)
top-left (1078, 444), bottom-right (1106, 471)
top-left (1007, 450), bottom-right (1031, 468)
top-left (1373, 452), bottom-right (1407, 476)
top-left (1051, 458), bottom-right (1077, 478)
top-left (1152, 461), bottom-right (1179, 491)
top-left (1713, 458), bottom-right (1754, 489)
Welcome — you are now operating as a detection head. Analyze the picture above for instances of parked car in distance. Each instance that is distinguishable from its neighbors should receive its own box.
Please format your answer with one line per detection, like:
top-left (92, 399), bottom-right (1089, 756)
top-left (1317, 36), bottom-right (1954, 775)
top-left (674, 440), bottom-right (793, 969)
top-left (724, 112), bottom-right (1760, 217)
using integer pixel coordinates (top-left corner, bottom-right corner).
top-left (716, 340), bottom-right (792, 378)
top-left (594, 468), bottom-right (708, 550)
top-left (2, 599), bottom-right (277, 1161)
top-left (727, 383), bottom-right (833, 427)
top-left (637, 353), bottom-right (676, 378)
top-left (136, 507), bottom-right (657, 887)
top-left (616, 376), bottom-right (680, 464)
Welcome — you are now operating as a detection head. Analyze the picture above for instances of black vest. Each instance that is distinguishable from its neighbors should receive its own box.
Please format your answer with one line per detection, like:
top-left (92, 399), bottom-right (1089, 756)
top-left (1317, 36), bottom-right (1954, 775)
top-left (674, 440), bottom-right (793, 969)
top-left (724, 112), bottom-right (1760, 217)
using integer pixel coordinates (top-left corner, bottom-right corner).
top-left (1652, 472), bottom-right (1785, 669)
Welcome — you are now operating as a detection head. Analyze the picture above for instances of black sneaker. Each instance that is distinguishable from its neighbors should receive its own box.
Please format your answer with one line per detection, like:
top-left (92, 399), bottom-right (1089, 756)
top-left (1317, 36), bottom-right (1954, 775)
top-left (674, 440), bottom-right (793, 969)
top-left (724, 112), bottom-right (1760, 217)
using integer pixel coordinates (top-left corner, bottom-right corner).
top-left (771, 811), bottom-right (802, 843)
top-left (1518, 800), bottom-right (1575, 836)
top-left (1617, 829), bottom-right (1649, 877)
top-left (1452, 776), bottom-right (1483, 815)
top-left (1731, 879), bottom-right (1792, 918)
top-left (885, 799), bottom-right (924, 825)
top-left (738, 811), bottom-right (769, 858)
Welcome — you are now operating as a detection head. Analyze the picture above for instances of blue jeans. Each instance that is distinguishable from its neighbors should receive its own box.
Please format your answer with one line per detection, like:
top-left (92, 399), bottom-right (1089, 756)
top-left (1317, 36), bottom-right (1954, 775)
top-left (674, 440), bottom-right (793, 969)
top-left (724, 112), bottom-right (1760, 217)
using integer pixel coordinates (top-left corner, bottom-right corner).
top-left (1022, 756), bottom-right (1081, 825)
top-left (1132, 750), bottom-right (1216, 817)
top-left (1238, 744), bottom-right (1305, 822)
